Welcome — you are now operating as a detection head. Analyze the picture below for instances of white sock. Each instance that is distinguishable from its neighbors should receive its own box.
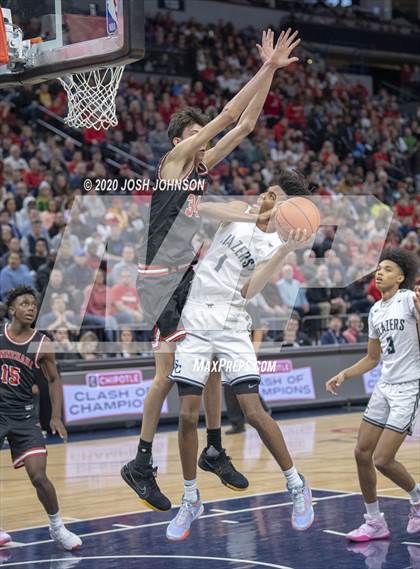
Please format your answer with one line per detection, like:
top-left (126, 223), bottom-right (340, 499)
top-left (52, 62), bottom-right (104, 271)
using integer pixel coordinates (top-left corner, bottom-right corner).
top-left (184, 479), bottom-right (198, 503)
top-left (365, 501), bottom-right (381, 518)
top-left (283, 466), bottom-right (302, 489)
top-left (409, 483), bottom-right (420, 504)
top-left (48, 512), bottom-right (64, 530)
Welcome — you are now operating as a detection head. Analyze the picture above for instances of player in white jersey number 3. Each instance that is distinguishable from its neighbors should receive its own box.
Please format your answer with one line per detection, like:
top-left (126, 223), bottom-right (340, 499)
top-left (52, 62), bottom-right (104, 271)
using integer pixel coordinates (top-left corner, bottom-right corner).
top-left (326, 247), bottom-right (420, 541)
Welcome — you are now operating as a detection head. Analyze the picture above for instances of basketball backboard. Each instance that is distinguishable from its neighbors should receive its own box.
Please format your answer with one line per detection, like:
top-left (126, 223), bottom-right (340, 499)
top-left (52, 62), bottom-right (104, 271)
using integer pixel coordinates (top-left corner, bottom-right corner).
top-left (0, 0), bottom-right (144, 86)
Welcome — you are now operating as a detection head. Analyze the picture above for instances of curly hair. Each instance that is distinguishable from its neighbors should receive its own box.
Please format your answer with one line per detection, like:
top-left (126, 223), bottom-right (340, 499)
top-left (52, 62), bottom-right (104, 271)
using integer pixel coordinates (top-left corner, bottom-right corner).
top-left (6, 286), bottom-right (38, 310)
top-left (277, 169), bottom-right (311, 196)
top-left (379, 247), bottom-right (418, 290)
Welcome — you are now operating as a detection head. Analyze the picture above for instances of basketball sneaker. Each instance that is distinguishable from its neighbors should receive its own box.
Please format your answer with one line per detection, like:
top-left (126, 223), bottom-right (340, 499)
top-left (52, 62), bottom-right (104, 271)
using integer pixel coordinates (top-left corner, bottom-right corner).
top-left (121, 460), bottom-right (171, 511)
top-left (49, 527), bottom-right (82, 551)
top-left (198, 446), bottom-right (249, 491)
top-left (287, 474), bottom-right (314, 531)
top-left (0, 530), bottom-right (11, 547)
top-left (346, 514), bottom-right (391, 542)
top-left (407, 503), bottom-right (420, 534)
top-left (166, 492), bottom-right (204, 541)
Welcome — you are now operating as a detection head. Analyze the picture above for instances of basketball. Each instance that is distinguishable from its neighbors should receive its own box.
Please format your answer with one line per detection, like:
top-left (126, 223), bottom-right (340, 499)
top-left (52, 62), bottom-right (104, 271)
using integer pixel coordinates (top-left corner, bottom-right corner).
top-left (275, 197), bottom-right (320, 240)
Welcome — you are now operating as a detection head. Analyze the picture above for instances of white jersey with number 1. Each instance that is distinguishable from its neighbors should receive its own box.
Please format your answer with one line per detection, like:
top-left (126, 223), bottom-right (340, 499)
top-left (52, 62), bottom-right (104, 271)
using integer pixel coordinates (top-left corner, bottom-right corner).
top-left (188, 220), bottom-right (283, 307)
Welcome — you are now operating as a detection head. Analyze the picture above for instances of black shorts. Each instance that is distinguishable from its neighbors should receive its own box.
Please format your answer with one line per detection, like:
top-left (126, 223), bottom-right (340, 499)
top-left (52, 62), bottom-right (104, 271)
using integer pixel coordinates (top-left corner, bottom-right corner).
top-left (138, 267), bottom-right (194, 348)
top-left (0, 409), bottom-right (47, 469)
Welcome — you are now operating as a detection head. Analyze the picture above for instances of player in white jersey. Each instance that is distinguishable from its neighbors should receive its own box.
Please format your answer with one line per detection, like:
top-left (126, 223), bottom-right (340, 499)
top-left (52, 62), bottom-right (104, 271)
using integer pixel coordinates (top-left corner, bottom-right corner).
top-left (326, 248), bottom-right (420, 541)
top-left (166, 182), bottom-right (315, 541)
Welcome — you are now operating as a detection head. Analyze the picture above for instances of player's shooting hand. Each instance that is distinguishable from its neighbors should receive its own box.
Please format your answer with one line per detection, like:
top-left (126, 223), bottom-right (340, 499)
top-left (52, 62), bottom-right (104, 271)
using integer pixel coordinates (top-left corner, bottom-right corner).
top-left (50, 417), bottom-right (68, 442)
top-left (325, 371), bottom-right (346, 395)
top-left (258, 28), bottom-right (300, 70)
top-left (284, 228), bottom-right (311, 251)
top-left (414, 286), bottom-right (420, 314)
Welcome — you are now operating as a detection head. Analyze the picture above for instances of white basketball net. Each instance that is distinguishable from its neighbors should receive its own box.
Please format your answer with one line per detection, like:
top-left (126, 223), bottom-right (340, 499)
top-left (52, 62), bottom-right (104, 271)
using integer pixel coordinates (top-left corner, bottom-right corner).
top-left (58, 65), bottom-right (125, 130)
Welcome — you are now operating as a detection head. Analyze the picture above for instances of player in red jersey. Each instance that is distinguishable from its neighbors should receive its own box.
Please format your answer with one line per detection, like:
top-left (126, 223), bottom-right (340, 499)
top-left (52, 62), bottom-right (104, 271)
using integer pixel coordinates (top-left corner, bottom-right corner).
top-left (0, 286), bottom-right (82, 551)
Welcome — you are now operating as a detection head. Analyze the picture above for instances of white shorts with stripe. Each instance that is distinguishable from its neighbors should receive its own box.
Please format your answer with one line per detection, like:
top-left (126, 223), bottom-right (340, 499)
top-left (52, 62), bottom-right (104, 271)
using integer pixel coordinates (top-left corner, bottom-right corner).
top-left (169, 302), bottom-right (260, 389)
top-left (363, 379), bottom-right (420, 435)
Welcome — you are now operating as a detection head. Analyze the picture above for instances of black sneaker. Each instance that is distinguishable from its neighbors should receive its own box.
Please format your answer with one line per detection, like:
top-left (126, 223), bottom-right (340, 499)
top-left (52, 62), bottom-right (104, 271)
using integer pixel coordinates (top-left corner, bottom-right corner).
top-left (198, 447), bottom-right (249, 491)
top-left (121, 460), bottom-right (171, 511)
top-left (225, 424), bottom-right (245, 435)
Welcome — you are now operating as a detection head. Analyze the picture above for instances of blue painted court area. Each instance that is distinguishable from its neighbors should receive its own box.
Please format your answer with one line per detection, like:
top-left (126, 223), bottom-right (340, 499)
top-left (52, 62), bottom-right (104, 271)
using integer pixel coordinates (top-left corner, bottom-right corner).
top-left (1, 490), bottom-right (419, 569)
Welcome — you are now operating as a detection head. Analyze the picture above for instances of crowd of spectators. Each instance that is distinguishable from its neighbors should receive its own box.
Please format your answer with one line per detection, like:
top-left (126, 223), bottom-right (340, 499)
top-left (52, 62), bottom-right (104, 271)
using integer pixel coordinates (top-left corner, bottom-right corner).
top-left (0, 13), bottom-right (418, 357)
top-left (213, 0), bottom-right (420, 36)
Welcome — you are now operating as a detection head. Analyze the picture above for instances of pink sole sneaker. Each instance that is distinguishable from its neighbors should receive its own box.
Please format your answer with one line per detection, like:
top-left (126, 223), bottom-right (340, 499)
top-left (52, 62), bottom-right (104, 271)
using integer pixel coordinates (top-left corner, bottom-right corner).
top-left (407, 504), bottom-right (420, 535)
top-left (0, 531), bottom-right (11, 547)
top-left (346, 514), bottom-right (391, 542)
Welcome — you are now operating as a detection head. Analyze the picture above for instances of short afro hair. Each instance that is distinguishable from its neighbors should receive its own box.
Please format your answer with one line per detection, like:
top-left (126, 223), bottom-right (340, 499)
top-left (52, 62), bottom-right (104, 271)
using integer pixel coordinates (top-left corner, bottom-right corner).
top-left (277, 169), bottom-right (311, 196)
top-left (167, 107), bottom-right (209, 145)
top-left (379, 247), bottom-right (418, 290)
top-left (6, 286), bottom-right (38, 310)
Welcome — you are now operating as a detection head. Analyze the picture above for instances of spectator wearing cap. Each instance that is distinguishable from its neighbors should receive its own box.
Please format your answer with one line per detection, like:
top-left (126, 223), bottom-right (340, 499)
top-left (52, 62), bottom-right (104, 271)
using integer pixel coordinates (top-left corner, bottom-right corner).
top-left (0, 252), bottom-right (34, 300)
top-left (320, 316), bottom-right (347, 345)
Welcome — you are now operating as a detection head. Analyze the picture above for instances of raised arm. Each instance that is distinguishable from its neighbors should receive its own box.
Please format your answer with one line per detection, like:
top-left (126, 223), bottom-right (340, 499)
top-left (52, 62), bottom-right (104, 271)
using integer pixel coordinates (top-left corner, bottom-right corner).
top-left (169, 29), bottom-right (300, 166)
top-left (204, 29), bottom-right (300, 170)
top-left (198, 200), bottom-right (273, 223)
top-left (241, 229), bottom-right (310, 299)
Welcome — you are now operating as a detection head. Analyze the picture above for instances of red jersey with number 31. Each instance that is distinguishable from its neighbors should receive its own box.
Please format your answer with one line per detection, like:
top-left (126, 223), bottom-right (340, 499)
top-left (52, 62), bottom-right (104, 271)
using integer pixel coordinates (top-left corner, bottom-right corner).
top-left (142, 152), bottom-right (208, 268)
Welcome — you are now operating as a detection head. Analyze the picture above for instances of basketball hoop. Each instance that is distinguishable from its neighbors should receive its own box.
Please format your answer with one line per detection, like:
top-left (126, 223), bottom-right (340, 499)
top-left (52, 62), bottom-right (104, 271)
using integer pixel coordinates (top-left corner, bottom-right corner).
top-left (58, 65), bottom-right (125, 131)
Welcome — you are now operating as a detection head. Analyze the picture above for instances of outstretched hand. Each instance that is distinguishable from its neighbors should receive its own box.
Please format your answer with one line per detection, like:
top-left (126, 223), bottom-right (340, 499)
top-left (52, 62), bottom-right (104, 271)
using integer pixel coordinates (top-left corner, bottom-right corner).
top-left (257, 28), bottom-right (300, 69)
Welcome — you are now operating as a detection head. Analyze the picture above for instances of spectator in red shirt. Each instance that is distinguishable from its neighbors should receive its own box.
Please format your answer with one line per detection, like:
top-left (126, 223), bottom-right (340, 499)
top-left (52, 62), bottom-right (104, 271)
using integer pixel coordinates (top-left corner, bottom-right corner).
top-left (23, 158), bottom-right (44, 191)
top-left (367, 277), bottom-right (381, 303)
top-left (342, 313), bottom-right (363, 343)
top-left (110, 269), bottom-right (143, 330)
top-left (81, 268), bottom-right (117, 342)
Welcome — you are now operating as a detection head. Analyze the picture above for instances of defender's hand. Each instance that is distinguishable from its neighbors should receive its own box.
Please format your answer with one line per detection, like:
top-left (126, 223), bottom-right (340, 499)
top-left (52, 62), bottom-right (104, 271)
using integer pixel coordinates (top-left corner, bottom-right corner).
top-left (257, 28), bottom-right (300, 69)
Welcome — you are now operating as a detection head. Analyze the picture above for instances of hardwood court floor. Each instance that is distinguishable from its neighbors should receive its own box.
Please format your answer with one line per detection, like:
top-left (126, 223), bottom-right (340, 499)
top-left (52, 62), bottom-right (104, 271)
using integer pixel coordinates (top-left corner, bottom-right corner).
top-left (1, 411), bottom-right (419, 531)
